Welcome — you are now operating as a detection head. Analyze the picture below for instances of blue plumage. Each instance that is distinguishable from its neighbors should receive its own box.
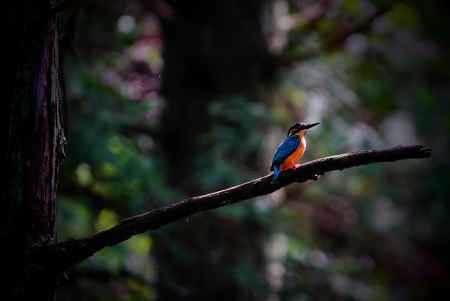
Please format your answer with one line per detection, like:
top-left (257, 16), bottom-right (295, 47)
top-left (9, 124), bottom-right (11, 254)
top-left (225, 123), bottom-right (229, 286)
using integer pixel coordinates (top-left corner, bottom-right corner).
top-left (272, 165), bottom-right (281, 179)
top-left (271, 135), bottom-right (300, 180)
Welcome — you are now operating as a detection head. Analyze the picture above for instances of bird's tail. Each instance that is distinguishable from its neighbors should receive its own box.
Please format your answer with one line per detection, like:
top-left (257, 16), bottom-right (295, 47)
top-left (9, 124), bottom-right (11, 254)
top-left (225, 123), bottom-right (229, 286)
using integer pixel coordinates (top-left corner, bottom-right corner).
top-left (272, 165), bottom-right (281, 183)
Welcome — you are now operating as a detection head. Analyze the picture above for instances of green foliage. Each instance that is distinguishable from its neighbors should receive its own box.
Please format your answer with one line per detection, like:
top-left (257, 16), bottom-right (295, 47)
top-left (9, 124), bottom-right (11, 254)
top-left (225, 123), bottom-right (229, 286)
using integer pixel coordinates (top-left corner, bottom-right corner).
top-left (195, 96), bottom-right (268, 189)
top-left (57, 0), bottom-right (450, 300)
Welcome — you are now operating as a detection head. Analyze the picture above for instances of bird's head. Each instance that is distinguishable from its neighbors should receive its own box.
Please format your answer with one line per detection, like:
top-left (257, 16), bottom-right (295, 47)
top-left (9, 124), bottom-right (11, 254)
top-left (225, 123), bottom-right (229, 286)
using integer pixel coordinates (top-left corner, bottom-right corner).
top-left (287, 122), bottom-right (320, 136)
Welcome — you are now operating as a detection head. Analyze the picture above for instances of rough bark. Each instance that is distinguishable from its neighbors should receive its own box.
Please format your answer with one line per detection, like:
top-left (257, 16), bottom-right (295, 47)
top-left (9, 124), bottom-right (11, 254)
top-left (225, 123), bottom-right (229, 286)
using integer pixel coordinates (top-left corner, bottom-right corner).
top-left (2, 2), bottom-right (66, 299)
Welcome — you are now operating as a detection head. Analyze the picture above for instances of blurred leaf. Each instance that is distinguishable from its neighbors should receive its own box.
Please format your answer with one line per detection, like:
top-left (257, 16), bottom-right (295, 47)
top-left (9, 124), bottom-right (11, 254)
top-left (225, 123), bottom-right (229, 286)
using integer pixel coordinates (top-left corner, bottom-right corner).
top-left (96, 209), bottom-right (119, 231)
top-left (127, 234), bottom-right (152, 255)
top-left (75, 163), bottom-right (93, 187)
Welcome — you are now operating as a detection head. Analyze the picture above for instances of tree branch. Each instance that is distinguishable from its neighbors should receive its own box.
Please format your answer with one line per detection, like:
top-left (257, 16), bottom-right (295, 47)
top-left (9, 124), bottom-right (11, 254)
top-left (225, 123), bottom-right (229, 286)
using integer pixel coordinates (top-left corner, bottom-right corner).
top-left (279, 6), bottom-right (391, 65)
top-left (34, 145), bottom-right (430, 273)
top-left (324, 7), bottom-right (390, 51)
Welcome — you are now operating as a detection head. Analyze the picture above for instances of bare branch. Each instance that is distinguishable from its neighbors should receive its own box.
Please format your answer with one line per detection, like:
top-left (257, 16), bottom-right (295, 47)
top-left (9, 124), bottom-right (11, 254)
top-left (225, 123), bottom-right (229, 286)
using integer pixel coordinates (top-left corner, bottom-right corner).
top-left (324, 7), bottom-right (390, 51)
top-left (34, 145), bottom-right (430, 272)
top-left (279, 6), bottom-right (391, 66)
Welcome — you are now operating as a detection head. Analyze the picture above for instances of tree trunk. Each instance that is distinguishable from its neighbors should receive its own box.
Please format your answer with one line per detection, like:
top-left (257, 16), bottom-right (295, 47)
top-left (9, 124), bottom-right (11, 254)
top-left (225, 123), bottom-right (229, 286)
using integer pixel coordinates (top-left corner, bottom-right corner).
top-left (156, 1), bottom-right (273, 299)
top-left (2, 2), bottom-right (66, 299)
top-left (159, 0), bottom-right (274, 189)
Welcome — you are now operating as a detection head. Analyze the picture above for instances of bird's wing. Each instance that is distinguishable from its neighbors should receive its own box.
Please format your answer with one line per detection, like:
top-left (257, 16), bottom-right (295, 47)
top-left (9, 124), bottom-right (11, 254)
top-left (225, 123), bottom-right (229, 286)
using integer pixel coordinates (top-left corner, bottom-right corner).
top-left (271, 136), bottom-right (300, 169)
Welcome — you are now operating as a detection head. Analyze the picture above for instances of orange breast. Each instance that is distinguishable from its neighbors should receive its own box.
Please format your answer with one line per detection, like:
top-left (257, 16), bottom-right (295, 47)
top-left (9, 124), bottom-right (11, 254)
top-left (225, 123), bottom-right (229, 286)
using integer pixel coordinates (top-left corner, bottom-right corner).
top-left (280, 136), bottom-right (306, 170)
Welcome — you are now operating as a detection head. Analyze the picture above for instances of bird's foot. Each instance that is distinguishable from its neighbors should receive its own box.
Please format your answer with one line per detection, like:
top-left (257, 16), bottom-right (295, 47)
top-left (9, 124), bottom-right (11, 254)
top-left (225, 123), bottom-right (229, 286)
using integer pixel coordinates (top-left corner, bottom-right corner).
top-left (294, 163), bottom-right (301, 168)
top-left (312, 174), bottom-right (320, 181)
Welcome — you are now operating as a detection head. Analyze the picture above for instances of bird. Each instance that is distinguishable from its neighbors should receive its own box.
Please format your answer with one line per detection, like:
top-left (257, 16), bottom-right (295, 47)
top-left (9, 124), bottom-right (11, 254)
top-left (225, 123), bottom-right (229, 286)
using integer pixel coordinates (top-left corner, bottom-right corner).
top-left (270, 122), bottom-right (320, 182)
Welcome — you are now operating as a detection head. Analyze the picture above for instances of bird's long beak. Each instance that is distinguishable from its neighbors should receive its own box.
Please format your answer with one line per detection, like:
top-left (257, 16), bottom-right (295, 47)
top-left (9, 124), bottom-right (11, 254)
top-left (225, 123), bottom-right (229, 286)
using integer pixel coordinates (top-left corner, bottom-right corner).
top-left (304, 122), bottom-right (320, 129)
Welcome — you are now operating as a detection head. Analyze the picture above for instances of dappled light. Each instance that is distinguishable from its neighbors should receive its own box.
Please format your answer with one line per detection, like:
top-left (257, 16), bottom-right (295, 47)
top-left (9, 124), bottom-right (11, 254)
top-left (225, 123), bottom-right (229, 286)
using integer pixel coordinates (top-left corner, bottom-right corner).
top-left (3, 0), bottom-right (449, 300)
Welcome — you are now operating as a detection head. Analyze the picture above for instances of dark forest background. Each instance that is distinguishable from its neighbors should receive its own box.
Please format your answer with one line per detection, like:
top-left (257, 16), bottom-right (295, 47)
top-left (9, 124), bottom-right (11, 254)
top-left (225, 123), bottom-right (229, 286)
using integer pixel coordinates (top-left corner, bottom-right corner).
top-left (52, 0), bottom-right (449, 300)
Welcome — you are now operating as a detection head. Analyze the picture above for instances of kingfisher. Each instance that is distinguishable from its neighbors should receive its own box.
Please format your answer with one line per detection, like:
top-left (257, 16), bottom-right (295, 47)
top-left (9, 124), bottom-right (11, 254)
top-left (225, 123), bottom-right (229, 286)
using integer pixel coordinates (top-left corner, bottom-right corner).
top-left (270, 122), bottom-right (320, 181)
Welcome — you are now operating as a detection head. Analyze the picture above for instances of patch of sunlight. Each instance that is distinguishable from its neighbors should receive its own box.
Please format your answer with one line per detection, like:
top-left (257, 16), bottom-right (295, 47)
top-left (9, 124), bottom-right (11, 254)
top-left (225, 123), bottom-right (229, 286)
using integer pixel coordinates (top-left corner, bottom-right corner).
top-left (127, 234), bottom-right (152, 255)
top-left (96, 208), bottom-right (119, 231)
top-left (108, 135), bottom-right (125, 155)
top-left (75, 163), bottom-right (93, 187)
top-left (100, 161), bottom-right (118, 177)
